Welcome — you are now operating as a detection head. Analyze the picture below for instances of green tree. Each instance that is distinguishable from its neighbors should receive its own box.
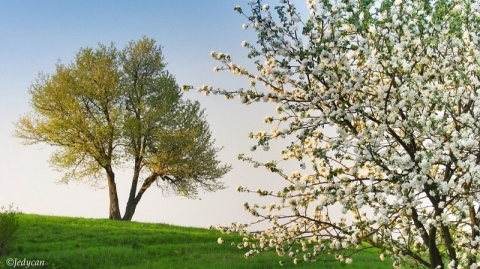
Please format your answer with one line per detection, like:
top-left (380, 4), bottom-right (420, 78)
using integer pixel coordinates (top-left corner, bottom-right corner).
top-left (15, 37), bottom-right (230, 221)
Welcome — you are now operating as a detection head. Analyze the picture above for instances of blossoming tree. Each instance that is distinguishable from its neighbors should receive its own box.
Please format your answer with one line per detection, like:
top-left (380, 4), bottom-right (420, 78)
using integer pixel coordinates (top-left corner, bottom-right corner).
top-left (198, 0), bottom-right (480, 268)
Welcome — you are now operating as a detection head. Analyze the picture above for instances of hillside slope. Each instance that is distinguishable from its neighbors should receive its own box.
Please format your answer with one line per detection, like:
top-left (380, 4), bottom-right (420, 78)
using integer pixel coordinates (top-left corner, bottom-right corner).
top-left (0, 214), bottom-right (390, 269)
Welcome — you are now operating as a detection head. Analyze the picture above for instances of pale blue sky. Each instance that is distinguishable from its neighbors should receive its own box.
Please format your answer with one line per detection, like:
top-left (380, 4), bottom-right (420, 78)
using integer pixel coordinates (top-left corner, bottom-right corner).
top-left (0, 0), bottom-right (291, 227)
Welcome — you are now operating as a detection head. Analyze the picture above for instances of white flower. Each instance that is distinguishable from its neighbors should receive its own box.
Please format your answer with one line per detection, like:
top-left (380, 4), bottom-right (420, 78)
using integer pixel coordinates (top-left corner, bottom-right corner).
top-left (217, 237), bottom-right (224, 244)
top-left (206, 1), bottom-right (480, 267)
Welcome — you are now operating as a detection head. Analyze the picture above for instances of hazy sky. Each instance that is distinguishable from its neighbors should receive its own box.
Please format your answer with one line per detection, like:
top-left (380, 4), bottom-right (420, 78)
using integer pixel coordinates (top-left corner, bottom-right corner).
top-left (0, 1), bottom-right (294, 227)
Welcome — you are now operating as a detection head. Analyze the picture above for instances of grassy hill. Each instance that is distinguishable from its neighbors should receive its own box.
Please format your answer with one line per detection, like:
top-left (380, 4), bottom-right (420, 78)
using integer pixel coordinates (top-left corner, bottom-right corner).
top-left (0, 214), bottom-right (392, 269)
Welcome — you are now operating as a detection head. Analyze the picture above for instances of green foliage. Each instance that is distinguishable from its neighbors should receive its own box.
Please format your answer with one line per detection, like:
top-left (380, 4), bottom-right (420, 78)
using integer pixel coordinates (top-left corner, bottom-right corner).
top-left (0, 205), bottom-right (19, 257)
top-left (15, 37), bottom-right (231, 219)
top-left (0, 214), bottom-right (392, 269)
top-left (18, 43), bottom-right (122, 181)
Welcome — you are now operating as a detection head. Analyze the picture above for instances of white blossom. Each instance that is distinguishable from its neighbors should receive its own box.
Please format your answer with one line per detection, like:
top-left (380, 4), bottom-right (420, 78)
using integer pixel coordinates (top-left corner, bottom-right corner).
top-left (207, 1), bottom-right (480, 268)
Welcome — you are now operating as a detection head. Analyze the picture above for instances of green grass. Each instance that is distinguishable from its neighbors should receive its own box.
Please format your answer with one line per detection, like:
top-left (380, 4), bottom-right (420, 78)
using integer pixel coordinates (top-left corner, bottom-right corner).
top-left (0, 214), bottom-right (393, 269)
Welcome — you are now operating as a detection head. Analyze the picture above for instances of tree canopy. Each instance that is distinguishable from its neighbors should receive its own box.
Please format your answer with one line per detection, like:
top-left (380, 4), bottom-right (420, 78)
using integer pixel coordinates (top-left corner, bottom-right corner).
top-left (201, 0), bottom-right (480, 268)
top-left (16, 37), bottom-right (231, 221)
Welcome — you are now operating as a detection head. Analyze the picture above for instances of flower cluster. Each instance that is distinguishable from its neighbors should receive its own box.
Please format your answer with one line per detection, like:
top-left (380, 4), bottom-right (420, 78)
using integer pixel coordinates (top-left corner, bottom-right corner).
top-left (206, 0), bottom-right (480, 268)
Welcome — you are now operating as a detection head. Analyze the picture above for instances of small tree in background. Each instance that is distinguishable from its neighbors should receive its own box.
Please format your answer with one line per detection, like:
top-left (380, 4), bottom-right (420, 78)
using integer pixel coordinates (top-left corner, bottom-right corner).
top-left (15, 37), bottom-right (231, 221)
top-left (0, 205), bottom-right (19, 257)
top-left (199, 0), bottom-right (480, 268)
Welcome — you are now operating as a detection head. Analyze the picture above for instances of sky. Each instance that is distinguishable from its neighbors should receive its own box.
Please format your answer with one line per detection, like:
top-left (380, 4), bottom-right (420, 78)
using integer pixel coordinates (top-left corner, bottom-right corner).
top-left (0, 0), bottom-right (295, 228)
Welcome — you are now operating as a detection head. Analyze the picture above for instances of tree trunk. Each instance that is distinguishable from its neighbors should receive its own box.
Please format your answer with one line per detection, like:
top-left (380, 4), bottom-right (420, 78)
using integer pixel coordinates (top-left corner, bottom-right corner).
top-left (122, 203), bottom-right (136, 221)
top-left (123, 159), bottom-right (141, 221)
top-left (123, 176), bottom-right (139, 220)
top-left (106, 167), bottom-right (122, 220)
top-left (122, 172), bottom-right (158, 221)
top-left (428, 227), bottom-right (444, 269)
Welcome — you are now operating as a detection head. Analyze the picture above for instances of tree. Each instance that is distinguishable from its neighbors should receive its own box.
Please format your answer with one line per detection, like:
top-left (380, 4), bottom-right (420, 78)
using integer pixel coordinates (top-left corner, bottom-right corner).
top-left (15, 37), bottom-right (231, 221)
top-left (200, 1), bottom-right (480, 268)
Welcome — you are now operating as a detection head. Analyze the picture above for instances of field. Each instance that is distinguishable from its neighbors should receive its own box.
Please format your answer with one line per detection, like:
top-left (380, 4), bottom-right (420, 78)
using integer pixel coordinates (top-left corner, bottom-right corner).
top-left (0, 214), bottom-right (393, 269)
